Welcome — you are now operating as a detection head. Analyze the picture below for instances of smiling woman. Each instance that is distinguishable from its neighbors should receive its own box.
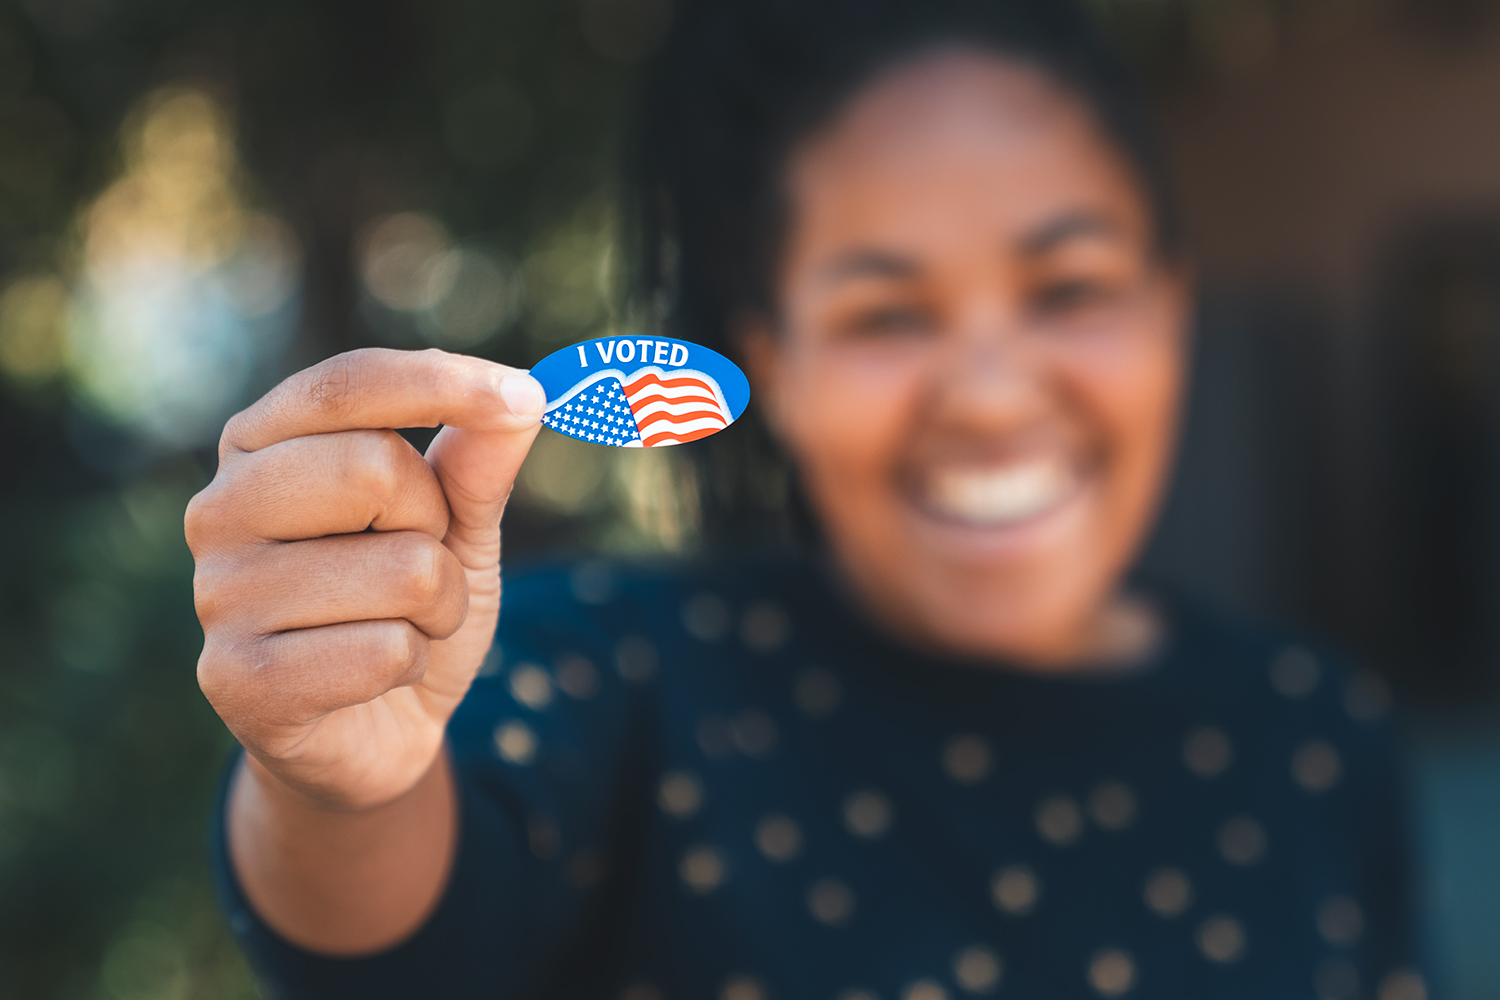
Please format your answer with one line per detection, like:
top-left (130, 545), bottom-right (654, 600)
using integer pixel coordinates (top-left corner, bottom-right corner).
top-left (743, 52), bottom-right (1186, 665)
top-left (191, 1), bottom-right (1423, 998)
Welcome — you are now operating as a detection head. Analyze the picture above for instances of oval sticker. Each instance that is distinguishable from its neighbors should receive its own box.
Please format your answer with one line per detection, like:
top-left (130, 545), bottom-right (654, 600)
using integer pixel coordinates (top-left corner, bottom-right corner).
top-left (530, 335), bottom-right (750, 448)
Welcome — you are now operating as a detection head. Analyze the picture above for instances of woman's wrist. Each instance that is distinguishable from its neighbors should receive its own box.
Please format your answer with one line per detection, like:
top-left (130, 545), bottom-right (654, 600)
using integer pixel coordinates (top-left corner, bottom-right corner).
top-left (227, 747), bottom-right (459, 955)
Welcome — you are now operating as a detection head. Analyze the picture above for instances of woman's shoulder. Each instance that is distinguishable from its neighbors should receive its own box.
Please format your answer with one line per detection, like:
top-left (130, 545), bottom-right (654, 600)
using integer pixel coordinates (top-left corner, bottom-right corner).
top-left (1166, 589), bottom-right (1394, 720)
top-left (1159, 588), bottom-right (1403, 797)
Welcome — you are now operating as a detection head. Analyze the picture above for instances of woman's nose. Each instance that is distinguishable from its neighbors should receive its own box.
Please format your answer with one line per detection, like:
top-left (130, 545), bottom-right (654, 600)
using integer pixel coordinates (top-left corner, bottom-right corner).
top-left (929, 314), bottom-right (1054, 433)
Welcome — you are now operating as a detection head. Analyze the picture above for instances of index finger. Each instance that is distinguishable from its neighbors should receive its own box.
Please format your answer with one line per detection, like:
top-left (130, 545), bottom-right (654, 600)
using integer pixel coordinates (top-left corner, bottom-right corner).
top-left (222, 348), bottom-right (545, 455)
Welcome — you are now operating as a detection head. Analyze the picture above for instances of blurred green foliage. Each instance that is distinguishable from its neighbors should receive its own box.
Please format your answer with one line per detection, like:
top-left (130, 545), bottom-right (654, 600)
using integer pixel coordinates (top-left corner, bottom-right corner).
top-left (0, 0), bottom-right (1480, 996)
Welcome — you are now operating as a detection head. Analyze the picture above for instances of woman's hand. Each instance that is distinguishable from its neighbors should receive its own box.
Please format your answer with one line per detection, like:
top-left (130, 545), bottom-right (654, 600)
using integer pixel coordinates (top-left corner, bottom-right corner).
top-left (185, 348), bottom-right (545, 953)
top-left (188, 347), bottom-right (545, 808)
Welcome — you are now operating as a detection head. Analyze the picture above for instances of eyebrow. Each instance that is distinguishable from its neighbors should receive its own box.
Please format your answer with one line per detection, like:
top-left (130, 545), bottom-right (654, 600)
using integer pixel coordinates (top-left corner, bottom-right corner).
top-left (813, 211), bottom-right (1128, 288)
top-left (815, 249), bottom-right (921, 287)
top-left (1020, 211), bottom-right (1125, 256)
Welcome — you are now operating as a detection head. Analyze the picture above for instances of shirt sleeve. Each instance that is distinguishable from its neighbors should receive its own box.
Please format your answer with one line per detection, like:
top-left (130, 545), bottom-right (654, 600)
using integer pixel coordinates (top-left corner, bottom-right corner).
top-left (210, 565), bottom-right (650, 999)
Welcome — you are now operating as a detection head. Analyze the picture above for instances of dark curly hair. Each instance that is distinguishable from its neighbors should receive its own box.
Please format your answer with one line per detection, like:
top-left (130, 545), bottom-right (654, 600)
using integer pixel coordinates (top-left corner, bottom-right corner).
top-left (627, 0), bottom-right (1180, 548)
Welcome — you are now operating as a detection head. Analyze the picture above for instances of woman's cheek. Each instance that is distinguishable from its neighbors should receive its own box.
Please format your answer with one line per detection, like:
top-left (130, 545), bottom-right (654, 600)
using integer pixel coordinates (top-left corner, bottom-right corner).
top-left (797, 350), bottom-right (924, 468)
top-left (1066, 323), bottom-right (1182, 539)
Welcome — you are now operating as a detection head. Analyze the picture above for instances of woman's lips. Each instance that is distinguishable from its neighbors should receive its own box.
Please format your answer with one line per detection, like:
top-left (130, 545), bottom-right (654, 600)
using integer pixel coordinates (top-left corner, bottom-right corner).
top-left (916, 457), bottom-right (1081, 528)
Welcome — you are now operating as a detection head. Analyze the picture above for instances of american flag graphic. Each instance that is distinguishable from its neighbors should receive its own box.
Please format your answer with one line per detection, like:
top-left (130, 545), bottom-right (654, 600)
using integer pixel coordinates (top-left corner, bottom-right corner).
top-left (542, 368), bottom-right (730, 448)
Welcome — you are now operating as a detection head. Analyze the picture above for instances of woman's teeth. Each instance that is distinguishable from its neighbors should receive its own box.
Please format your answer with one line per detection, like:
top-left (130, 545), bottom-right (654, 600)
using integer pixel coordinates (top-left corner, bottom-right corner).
top-left (923, 460), bottom-right (1076, 526)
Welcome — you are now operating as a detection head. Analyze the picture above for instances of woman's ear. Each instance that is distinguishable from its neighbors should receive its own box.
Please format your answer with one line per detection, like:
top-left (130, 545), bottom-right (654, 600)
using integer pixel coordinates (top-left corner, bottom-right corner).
top-left (735, 314), bottom-right (788, 440)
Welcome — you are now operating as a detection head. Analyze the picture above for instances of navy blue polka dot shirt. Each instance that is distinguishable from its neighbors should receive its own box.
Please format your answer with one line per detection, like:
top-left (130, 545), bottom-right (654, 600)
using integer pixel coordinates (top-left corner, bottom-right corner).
top-left (214, 558), bottom-right (1422, 1000)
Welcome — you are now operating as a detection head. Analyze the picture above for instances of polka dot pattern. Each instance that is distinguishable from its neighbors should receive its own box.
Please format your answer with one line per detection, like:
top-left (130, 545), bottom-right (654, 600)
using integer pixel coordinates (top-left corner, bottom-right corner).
top-left (509, 663), bottom-right (553, 710)
top-left (1379, 969), bottom-right (1428, 1000)
top-left (740, 601), bottom-right (790, 652)
top-left (1086, 780), bottom-right (1138, 831)
top-left (755, 814), bottom-right (802, 862)
top-left (493, 720), bottom-right (537, 765)
top-left (658, 770), bottom-right (704, 819)
top-left (1292, 739), bottom-right (1343, 792)
top-left (903, 979), bottom-right (949, 1000)
top-left (555, 654), bottom-right (599, 699)
top-left (721, 974), bottom-right (765, 1000)
top-left (1317, 895), bottom-right (1364, 946)
top-left (992, 864), bottom-right (1041, 916)
top-left (942, 734), bottom-right (991, 785)
top-left (731, 710), bottom-right (778, 757)
top-left (1143, 867), bottom-right (1193, 918)
top-left (1183, 725), bottom-right (1234, 778)
top-left (377, 564), bottom-right (1424, 1000)
top-left (953, 945), bottom-right (1002, 993)
top-left (1088, 949), bottom-right (1135, 997)
top-left (1034, 794), bottom-right (1084, 846)
top-left (1196, 914), bottom-right (1247, 963)
top-left (680, 845), bottom-right (727, 893)
top-left (806, 877), bottom-right (856, 926)
top-left (843, 789), bottom-right (894, 839)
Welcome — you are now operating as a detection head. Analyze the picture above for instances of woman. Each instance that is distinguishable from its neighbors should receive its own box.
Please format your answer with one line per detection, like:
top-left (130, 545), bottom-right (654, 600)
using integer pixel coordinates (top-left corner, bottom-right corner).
top-left (187, 1), bottom-right (1421, 997)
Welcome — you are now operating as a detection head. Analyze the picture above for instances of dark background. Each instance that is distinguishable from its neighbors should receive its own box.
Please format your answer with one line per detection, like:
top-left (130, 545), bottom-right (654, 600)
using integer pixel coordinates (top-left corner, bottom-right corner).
top-left (4, 0), bottom-right (1500, 996)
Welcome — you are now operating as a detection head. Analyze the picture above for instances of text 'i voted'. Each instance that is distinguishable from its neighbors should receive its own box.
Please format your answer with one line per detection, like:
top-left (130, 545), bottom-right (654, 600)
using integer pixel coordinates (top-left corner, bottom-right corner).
top-left (529, 336), bottom-right (750, 448)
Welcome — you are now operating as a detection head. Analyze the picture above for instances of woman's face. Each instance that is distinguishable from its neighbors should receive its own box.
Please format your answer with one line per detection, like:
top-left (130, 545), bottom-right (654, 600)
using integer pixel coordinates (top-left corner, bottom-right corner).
top-left (745, 51), bottom-right (1189, 667)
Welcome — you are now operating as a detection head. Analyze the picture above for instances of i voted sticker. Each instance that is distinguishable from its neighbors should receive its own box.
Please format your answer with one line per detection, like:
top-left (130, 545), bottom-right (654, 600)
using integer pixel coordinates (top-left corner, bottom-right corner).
top-left (530, 335), bottom-right (750, 448)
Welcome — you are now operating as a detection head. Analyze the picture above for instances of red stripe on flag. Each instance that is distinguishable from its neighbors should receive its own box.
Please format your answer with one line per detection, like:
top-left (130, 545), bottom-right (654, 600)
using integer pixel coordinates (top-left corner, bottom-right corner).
top-left (642, 425), bottom-right (724, 447)
top-left (630, 394), bottom-right (720, 415)
top-left (623, 373), bottom-right (718, 394)
top-left (636, 409), bottom-right (725, 429)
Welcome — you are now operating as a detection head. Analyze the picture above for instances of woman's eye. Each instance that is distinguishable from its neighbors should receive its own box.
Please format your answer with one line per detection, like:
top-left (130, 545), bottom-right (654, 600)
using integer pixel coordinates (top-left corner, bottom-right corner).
top-left (842, 305), bottom-right (934, 339)
top-left (1032, 278), bottom-right (1115, 316)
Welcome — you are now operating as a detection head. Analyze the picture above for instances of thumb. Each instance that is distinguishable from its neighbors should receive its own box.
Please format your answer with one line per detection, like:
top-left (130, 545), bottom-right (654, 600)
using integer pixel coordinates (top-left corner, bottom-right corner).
top-left (425, 371), bottom-right (546, 568)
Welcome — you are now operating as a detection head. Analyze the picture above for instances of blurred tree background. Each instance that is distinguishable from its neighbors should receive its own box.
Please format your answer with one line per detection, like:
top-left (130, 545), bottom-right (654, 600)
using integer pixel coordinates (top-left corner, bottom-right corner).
top-left (6, 0), bottom-right (1500, 996)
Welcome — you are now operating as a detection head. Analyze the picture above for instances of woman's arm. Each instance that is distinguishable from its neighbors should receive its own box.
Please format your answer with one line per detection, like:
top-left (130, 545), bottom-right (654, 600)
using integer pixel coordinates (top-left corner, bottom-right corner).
top-left (226, 749), bottom-right (457, 955)
top-left (187, 348), bottom-right (545, 954)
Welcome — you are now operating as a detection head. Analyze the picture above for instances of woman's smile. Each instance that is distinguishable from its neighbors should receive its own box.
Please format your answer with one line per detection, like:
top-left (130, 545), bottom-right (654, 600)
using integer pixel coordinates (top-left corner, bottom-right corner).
top-left (917, 456), bottom-right (1080, 529)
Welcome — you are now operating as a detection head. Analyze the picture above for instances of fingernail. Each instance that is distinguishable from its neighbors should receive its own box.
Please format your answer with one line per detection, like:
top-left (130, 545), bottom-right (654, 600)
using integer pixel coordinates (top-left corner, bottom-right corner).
top-left (500, 372), bottom-right (546, 418)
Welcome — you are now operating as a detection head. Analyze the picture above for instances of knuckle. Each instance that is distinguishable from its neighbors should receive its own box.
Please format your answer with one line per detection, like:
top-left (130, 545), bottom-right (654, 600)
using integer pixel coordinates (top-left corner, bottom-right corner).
top-left (390, 533), bottom-right (449, 605)
top-left (306, 351), bottom-right (367, 419)
top-left (196, 637), bottom-right (255, 716)
top-left (219, 408), bottom-right (251, 460)
top-left (349, 430), bottom-right (408, 502)
top-left (191, 560), bottom-right (228, 626)
top-left (195, 649), bottom-right (226, 707)
top-left (375, 620), bottom-right (428, 679)
top-left (182, 489), bottom-right (212, 555)
top-left (198, 637), bottom-right (291, 744)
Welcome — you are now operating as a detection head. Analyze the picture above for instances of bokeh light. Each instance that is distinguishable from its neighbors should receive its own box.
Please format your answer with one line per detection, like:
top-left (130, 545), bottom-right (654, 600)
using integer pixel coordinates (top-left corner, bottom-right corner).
top-left (0, 273), bottom-right (69, 383)
top-left (358, 211), bottom-right (522, 349)
top-left (64, 85), bottom-right (301, 448)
